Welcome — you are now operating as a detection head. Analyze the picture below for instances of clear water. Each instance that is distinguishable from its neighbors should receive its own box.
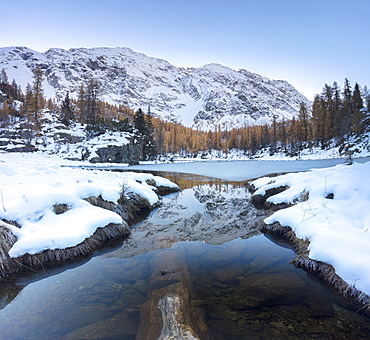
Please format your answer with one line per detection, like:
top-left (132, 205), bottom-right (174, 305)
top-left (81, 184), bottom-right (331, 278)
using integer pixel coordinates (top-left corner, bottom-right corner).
top-left (0, 172), bottom-right (369, 339)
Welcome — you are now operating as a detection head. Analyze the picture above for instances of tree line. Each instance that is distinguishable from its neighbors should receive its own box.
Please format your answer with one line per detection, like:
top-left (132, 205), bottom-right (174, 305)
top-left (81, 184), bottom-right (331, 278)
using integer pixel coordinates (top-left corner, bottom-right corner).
top-left (311, 80), bottom-right (370, 146)
top-left (1, 67), bottom-right (369, 159)
top-left (0, 68), bottom-right (157, 159)
top-left (151, 79), bottom-right (369, 157)
top-left (0, 67), bottom-right (135, 130)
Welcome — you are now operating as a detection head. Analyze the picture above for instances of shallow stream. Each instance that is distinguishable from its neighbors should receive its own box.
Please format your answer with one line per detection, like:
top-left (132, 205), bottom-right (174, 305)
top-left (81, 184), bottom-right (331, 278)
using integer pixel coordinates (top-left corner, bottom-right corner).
top-left (0, 171), bottom-right (369, 339)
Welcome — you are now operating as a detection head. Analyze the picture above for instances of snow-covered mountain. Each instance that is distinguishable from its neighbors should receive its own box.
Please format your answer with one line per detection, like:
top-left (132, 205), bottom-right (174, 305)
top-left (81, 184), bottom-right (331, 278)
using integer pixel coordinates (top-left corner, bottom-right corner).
top-left (0, 46), bottom-right (310, 130)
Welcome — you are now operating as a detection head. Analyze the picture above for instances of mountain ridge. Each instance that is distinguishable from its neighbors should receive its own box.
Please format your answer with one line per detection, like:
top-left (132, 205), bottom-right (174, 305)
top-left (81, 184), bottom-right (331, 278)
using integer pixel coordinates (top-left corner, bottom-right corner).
top-left (0, 46), bottom-right (310, 130)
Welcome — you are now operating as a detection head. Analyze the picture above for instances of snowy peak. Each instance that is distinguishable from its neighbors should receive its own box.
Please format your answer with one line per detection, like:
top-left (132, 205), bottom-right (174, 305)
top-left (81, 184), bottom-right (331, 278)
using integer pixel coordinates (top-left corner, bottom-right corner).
top-left (0, 46), bottom-right (310, 130)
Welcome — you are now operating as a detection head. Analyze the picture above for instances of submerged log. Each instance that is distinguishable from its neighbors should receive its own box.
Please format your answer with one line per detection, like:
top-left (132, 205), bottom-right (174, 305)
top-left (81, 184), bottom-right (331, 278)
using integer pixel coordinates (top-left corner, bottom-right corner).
top-left (136, 244), bottom-right (210, 340)
top-left (158, 293), bottom-right (199, 340)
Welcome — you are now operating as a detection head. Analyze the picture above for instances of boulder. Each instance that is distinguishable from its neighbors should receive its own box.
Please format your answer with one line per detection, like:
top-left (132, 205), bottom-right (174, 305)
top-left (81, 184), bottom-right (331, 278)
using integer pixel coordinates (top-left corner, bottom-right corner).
top-left (89, 143), bottom-right (143, 165)
top-left (251, 185), bottom-right (289, 210)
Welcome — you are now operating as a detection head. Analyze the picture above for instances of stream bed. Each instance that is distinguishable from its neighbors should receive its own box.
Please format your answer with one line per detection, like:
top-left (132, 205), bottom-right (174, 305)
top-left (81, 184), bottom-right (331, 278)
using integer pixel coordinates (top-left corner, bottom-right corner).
top-left (0, 172), bottom-right (369, 339)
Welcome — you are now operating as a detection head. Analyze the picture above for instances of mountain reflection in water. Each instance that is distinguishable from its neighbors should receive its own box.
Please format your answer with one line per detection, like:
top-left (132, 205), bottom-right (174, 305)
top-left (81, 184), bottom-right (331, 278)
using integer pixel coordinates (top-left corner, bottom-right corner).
top-left (0, 172), bottom-right (369, 339)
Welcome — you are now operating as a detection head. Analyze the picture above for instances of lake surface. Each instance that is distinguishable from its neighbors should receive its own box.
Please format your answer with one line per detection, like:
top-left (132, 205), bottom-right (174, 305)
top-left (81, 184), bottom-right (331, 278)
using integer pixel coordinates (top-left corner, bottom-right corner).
top-left (1, 163), bottom-right (370, 339)
top-left (115, 156), bottom-right (370, 181)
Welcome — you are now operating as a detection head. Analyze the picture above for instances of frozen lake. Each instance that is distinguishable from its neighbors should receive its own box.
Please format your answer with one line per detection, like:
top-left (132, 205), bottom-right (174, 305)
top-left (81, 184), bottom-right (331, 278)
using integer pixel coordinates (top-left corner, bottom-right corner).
top-left (120, 157), bottom-right (370, 181)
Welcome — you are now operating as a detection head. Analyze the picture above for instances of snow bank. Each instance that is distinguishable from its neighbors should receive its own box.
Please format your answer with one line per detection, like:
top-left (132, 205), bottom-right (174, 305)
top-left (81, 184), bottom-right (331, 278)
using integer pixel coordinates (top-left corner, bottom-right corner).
top-left (251, 161), bottom-right (370, 296)
top-left (0, 153), bottom-right (178, 258)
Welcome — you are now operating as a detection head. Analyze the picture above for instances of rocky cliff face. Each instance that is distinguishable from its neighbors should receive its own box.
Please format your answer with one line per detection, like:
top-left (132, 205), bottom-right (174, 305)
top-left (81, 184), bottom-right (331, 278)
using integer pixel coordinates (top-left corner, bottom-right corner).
top-left (0, 46), bottom-right (310, 130)
top-left (87, 142), bottom-right (143, 165)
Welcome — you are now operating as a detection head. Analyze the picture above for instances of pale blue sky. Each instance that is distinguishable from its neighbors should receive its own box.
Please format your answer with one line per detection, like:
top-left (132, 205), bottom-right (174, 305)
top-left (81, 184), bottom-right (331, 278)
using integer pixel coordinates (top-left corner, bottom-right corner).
top-left (2, 0), bottom-right (369, 100)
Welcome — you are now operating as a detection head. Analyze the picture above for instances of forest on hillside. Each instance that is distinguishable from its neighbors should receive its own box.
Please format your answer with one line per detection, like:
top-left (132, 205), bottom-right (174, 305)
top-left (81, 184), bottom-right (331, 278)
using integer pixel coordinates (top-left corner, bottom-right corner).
top-left (1, 67), bottom-right (370, 160)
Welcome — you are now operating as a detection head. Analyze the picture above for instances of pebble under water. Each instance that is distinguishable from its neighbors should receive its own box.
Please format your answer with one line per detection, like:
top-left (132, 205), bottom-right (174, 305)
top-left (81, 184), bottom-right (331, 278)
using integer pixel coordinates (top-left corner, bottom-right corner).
top-left (0, 172), bottom-right (369, 339)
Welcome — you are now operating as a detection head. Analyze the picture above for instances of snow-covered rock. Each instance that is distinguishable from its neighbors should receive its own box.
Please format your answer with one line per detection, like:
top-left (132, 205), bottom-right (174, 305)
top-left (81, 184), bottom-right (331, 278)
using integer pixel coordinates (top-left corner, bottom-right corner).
top-left (0, 46), bottom-right (310, 130)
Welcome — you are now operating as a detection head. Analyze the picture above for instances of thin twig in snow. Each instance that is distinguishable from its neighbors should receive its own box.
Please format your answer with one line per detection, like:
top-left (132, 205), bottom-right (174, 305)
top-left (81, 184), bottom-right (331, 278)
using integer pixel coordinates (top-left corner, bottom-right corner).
top-left (1, 188), bottom-right (6, 212)
top-left (322, 175), bottom-right (328, 207)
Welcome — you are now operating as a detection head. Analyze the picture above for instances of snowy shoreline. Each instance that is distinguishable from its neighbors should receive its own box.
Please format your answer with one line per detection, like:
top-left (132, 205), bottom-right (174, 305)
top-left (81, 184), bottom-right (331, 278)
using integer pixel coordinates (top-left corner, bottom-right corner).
top-left (249, 161), bottom-right (370, 309)
top-left (0, 152), bottom-right (179, 277)
top-left (2, 150), bottom-right (370, 313)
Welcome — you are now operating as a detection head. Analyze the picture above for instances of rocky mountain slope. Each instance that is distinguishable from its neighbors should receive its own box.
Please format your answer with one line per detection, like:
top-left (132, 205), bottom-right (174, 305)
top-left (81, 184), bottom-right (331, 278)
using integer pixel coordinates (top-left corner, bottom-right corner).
top-left (0, 46), bottom-right (310, 130)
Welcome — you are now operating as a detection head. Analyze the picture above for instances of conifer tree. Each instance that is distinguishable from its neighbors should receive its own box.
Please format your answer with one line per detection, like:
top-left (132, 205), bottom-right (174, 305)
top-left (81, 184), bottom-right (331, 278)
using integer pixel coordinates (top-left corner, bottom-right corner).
top-left (153, 117), bottom-right (165, 155)
top-left (289, 117), bottom-right (298, 155)
top-left (31, 66), bottom-right (44, 127)
top-left (332, 81), bottom-right (343, 141)
top-left (249, 131), bottom-right (257, 155)
top-left (0, 100), bottom-right (10, 127)
top-left (60, 92), bottom-right (74, 126)
top-left (84, 78), bottom-right (99, 130)
top-left (84, 78), bottom-right (101, 135)
top-left (363, 86), bottom-right (370, 111)
top-left (114, 116), bottom-right (132, 133)
top-left (11, 79), bottom-right (21, 101)
top-left (77, 84), bottom-right (86, 124)
top-left (270, 115), bottom-right (277, 154)
top-left (322, 84), bottom-right (335, 143)
top-left (342, 78), bottom-right (353, 136)
top-left (278, 119), bottom-right (287, 151)
top-left (298, 101), bottom-right (309, 143)
top-left (352, 82), bottom-right (364, 135)
top-left (311, 94), bottom-right (325, 145)
top-left (133, 108), bottom-right (158, 160)
top-left (0, 69), bottom-right (9, 93)
top-left (143, 111), bottom-right (158, 160)
top-left (22, 83), bottom-right (33, 118)
top-left (261, 124), bottom-right (270, 148)
top-left (362, 86), bottom-right (370, 131)
top-left (133, 108), bottom-right (146, 135)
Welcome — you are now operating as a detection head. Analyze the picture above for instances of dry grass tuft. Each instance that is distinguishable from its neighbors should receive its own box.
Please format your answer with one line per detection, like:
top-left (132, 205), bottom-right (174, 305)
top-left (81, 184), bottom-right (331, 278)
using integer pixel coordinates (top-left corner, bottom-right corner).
top-left (0, 224), bottom-right (18, 278)
top-left (261, 221), bottom-right (370, 313)
top-left (0, 222), bottom-right (130, 279)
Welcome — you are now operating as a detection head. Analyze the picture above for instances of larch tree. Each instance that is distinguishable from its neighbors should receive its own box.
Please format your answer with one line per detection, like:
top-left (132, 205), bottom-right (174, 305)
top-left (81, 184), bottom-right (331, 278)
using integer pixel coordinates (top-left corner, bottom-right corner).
top-left (298, 101), bottom-right (309, 143)
top-left (322, 84), bottom-right (335, 143)
top-left (0, 100), bottom-right (10, 127)
top-left (311, 94), bottom-right (325, 145)
top-left (22, 83), bottom-right (33, 119)
top-left (77, 84), bottom-right (86, 124)
top-left (84, 78), bottom-right (101, 135)
top-left (270, 115), bottom-right (277, 154)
